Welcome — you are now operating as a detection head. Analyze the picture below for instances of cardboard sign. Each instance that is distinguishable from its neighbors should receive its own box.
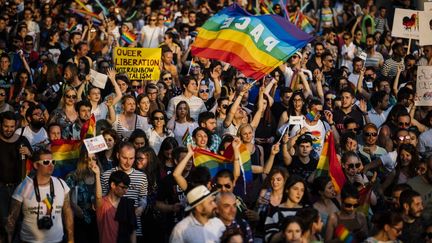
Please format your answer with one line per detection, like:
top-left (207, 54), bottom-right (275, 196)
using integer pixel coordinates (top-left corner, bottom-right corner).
top-left (113, 47), bottom-right (161, 80)
top-left (419, 11), bottom-right (432, 45)
top-left (425, 2), bottom-right (432, 12)
top-left (289, 115), bottom-right (304, 125)
top-left (83, 135), bottom-right (108, 154)
top-left (90, 69), bottom-right (108, 89)
top-left (416, 66), bottom-right (432, 106)
top-left (392, 8), bottom-right (420, 40)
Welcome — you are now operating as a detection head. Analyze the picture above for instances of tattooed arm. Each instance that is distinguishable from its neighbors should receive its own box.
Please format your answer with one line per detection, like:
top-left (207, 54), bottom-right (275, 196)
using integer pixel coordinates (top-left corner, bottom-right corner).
top-left (6, 199), bottom-right (22, 243)
top-left (63, 193), bottom-right (75, 243)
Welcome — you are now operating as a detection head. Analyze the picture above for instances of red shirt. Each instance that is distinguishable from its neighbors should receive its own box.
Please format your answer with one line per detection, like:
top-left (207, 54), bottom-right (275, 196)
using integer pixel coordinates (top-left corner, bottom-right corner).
top-left (96, 197), bottom-right (118, 243)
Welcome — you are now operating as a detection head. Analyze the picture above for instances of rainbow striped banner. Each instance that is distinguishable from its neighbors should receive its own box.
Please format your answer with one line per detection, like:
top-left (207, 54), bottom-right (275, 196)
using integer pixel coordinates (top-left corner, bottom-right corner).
top-left (316, 132), bottom-right (346, 193)
top-left (191, 3), bottom-right (313, 80)
top-left (334, 224), bottom-right (355, 243)
top-left (193, 144), bottom-right (252, 182)
top-left (51, 139), bottom-right (81, 178)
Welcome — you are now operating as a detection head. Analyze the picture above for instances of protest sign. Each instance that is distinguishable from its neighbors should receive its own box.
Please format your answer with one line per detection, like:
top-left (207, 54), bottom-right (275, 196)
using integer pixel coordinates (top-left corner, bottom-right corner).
top-left (113, 47), bottom-right (161, 80)
top-left (416, 66), bottom-right (432, 106)
top-left (419, 11), bottom-right (432, 45)
top-left (425, 2), bottom-right (432, 12)
top-left (289, 115), bottom-right (304, 125)
top-left (83, 135), bottom-right (108, 154)
top-left (90, 69), bottom-right (108, 89)
top-left (392, 8), bottom-right (420, 40)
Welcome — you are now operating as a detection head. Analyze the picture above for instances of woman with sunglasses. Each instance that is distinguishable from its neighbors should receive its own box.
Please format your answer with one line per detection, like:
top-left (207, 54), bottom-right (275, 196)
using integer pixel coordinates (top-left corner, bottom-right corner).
top-left (264, 175), bottom-right (309, 243)
top-left (49, 86), bottom-right (79, 138)
top-left (65, 152), bottom-right (102, 243)
top-left (146, 109), bottom-right (174, 154)
top-left (140, 13), bottom-right (164, 48)
top-left (277, 90), bottom-right (307, 131)
top-left (160, 70), bottom-right (181, 101)
top-left (167, 101), bottom-right (198, 145)
top-left (216, 97), bottom-right (230, 137)
top-left (359, 123), bottom-right (387, 164)
top-left (364, 211), bottom-right (403, 243)
top-left (325, 183), bottom-right (368, 242)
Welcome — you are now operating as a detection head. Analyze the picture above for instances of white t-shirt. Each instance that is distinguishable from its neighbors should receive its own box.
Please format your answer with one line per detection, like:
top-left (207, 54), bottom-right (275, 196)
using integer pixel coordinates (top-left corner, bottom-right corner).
top-left (145, 128), bottom-right (174, 153)
top-left (288, 119), bottom-right (327, 158)
top-left (92, 103), bottom-right (108, 122)
top-left (141, 25), bottom-right (163, 48)
top-left (172, 121), bottom-right (198, 145)
top-left (380, 150), bottom-right (398, 173)
top-left (15, 126), bottom-right (49, 150)
top-left (13, 176), bottom-right (70, 243)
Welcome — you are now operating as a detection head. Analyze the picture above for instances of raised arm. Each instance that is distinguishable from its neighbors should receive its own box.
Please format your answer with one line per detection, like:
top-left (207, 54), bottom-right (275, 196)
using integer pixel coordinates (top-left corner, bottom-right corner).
top-left (210, 68), bottom-right (222, 99)
top-left (393, 64), bottom-right (403, 96)
top-left (263, 143), bottom-right (280, 174)
top-left (224, 83), bottom-right (250, 128)
top-left (107, 68), bottom-right (123, 105)
top-left (172, 144), bottom-right (194, 191)
top-left (90, 159), bottom-right (103, 209)
top-left (231, 137), bottom-right (242, 183)
top-left (357, 67), bottom-right (371, 100)
top-left (250, 85), bottom-right (265, 129)
top-left (314, 70), bottom-right (325, 103)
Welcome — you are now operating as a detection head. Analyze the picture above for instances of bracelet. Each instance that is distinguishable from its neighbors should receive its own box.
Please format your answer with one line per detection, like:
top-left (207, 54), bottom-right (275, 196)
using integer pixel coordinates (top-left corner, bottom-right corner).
top-left (329, 123), bottom-right (335, 126)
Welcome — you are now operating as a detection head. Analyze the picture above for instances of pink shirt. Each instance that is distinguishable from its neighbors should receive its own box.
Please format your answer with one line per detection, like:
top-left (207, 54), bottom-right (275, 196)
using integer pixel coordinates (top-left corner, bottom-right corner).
top-left (96, 197), bottom-right (118, 243)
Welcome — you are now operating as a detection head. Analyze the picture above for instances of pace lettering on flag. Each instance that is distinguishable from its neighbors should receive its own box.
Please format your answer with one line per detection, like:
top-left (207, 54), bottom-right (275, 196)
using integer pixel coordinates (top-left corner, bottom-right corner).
top-left (191, 3), bottom-right (313, 80)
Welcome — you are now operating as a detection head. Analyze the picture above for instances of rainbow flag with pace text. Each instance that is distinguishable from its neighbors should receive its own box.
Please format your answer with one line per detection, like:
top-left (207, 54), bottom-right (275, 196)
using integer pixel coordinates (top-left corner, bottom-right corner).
top-left (193, 144), bottom-right (252, 182)
top-left (316, 132), bottom-right (346, 193)
top-left (51, 139), bottom-right (81, 178)
top-left (191, 3), bottom-right (313, 80)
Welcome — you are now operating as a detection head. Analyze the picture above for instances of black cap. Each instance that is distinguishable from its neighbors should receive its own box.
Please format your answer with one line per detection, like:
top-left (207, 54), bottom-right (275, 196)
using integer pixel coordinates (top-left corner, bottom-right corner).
top-left (296, 134), bottom-right (313, 146)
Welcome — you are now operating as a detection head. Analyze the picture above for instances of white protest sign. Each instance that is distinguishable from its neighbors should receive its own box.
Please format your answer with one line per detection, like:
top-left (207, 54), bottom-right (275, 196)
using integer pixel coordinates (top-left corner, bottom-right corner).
top-left (83, 135), bottom-right (108, 154)
top-left (416, 66), bottom-right (432, 106)
top-left (90, 69), bottom-right (108, 89)
top-left (425, 2), bottom-right (432, 12)
top-left (392, 8), bottom-right (420, 40)
top-left (419, 10), bottom-right (432, 45)
top-left (289, 115), bottom-right (304, 125)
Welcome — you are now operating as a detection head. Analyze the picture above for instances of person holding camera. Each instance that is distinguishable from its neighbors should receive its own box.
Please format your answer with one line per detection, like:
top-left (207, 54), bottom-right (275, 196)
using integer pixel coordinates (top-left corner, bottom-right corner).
top-left (5, 148), bottom-right (74, 243)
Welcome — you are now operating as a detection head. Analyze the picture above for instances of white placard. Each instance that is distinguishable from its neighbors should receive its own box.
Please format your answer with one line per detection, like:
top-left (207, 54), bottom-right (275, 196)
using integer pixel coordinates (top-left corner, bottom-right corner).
top-left (289, 115), bottom-right (304, 125)
top-left (392, 8), bottom-right (420, 40)
top-left (425, 2), bottom-right (432, 12)
top-left (419, 11), bottom-right (432, 45)
top-left (358, 51), bottom-right (367, 61)
top-left (83, 135), bottom-right (108, 154)
top-left (416, 66), bottom-right (432, 106)
top-left (90, 69), bottom-right (108, 89)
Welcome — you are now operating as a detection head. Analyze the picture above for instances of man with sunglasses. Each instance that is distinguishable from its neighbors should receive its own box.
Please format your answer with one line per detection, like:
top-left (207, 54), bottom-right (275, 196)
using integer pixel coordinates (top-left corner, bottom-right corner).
top-left (359, 123), bottom-right (387, 164)
top-left (6, 149), bottom-right (74, 243)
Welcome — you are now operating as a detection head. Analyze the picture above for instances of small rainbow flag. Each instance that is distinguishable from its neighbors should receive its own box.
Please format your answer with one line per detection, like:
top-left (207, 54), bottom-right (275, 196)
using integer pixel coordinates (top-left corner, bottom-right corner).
top-left (43, 196), bottom-right (53, 211)
top-left (193, 144), bottom-right (252, 182)
top-left (182, 127), bottom-right (190, 145)
top-left (316, 132), bottom-right (346, 193)
top-left (121, 31), bottom-right (137, 45)
top-left (334, 224), bottom-right (355, 243)
top-left (290, 11), bottom-right (315, 34)
top-left (80, 114), bottom-right (96, 139)
top-left (51, 139), bottom-right (81, 178)
top-left (357, 184), bottom-right (373, 215)
top-left (305, 110), bottom-right (317, 122)
top-left (67, 22), bottom-right (78, 32)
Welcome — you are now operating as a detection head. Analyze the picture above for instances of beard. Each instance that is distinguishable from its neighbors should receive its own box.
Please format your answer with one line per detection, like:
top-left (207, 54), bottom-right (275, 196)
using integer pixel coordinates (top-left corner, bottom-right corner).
top-left (1, 130), bottom-right (14, 139)
top-left (31, 120), bottom-right (45, 130)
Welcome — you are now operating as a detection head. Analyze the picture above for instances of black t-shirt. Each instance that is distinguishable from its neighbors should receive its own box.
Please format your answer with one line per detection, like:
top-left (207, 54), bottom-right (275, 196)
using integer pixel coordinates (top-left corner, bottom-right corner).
top-left (156, 174), bottom-right (189, 226)
top-left (287, 155), bottom-right (318, 181)
top-left (333, 107), bottom-right (365, 132)
top-left (0, 136), bottom-right (32, 183)
top-left (399, 219), bottom-right (425, 243)
top-left (271, 102), bottom-right (287, 122)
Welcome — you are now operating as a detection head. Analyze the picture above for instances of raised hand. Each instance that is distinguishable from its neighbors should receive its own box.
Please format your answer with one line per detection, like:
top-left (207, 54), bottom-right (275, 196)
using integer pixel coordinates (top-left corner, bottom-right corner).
top-left (107, 68), bottom-right (116, 81)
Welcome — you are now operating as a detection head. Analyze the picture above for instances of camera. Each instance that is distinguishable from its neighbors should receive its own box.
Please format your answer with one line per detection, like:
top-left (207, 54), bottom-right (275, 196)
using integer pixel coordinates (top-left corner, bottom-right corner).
top-left (37, 216), bottom-right (53, 230)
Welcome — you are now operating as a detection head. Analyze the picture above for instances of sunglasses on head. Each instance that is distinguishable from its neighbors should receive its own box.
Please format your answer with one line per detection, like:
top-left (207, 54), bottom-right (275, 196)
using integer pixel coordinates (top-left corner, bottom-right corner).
top-left (343, 202), bottom-right (359, 208)
top-left (347, 163), bottom-right (361, 169)
top-left (199, 89), bottom-right (209, 94)
top-left (364, 132), bottom-right (377, 137)
top-left (37, 159), bottom-right (56, 166)
top-left (216, 183), bottom-right (232, 189)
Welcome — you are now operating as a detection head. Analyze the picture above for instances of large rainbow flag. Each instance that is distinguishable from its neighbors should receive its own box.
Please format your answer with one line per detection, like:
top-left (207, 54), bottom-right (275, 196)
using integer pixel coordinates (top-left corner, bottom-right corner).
top-left (191, 3), bottom-right (313, 80)
top-left (51, 139), bottom-right (81, 178)
top-left (316, 132), bottom-right (346, 193)
top-left (193, 144), bottom-right (252, 182)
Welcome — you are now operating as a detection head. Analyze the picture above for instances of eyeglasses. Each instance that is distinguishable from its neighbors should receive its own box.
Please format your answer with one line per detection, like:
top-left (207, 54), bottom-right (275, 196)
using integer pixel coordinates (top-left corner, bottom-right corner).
top-left (398, 122), bottom-right (410, 127)
top-left (117, 184), bottom-right (129, 190)
top-left (37, 159), bottom-right (56, 166)
top-left (158, 18), bottom-right (164, 21)
top-left (0, 93), bottom-right (6, 96)
top-left (25, 42), bottom-right (33, 45)
top-left (65, 94), bottom-right (77, 99)
top-left (364, 132), bottom-right (377, 137)
top-left (221, 104), bottom-right (228, 109)
top-left (199, 89), bottom-right (209, 94)
top-left (347, 128), bottom-right (359, 133)
top-left (291, 55), bottom-right (299, 59)
top-left (163, 77), bottom-right (172, 81)
top-left (325, 97), bottom-right (335, 101)
top-left (392, 226), bottom-right (403, 234)
top-left (216, 183), bottom-right (232, 189)
top-left (153, 116), bottom-right (164, 121)
top-left (398, 135), bottom-right (411, 141)
top-left (347, 163), bottom-right (361, 169)
top-left (343, 202), bottom-right (359, 208)
top-left (150, 18), bottom-right (156, 21)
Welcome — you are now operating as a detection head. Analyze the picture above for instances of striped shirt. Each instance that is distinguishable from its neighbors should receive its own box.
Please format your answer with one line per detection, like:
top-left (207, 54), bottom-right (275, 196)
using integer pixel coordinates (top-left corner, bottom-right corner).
top-left (101, 167), bottom-right (148, 236)
top-left (264, 206), bottom-right (302, 242)
top-left (381, 58), bottom-right (404, 78)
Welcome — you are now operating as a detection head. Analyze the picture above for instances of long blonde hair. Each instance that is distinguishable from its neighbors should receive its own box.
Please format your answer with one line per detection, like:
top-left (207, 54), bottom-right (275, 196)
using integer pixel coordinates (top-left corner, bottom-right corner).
top-left (58, 86), bottom-right (78, 109)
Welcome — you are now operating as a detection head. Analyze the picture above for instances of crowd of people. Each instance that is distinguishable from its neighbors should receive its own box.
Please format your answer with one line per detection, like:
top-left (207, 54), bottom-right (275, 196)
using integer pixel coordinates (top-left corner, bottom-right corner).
top-left (0, 0), bottom-right (432, 242)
